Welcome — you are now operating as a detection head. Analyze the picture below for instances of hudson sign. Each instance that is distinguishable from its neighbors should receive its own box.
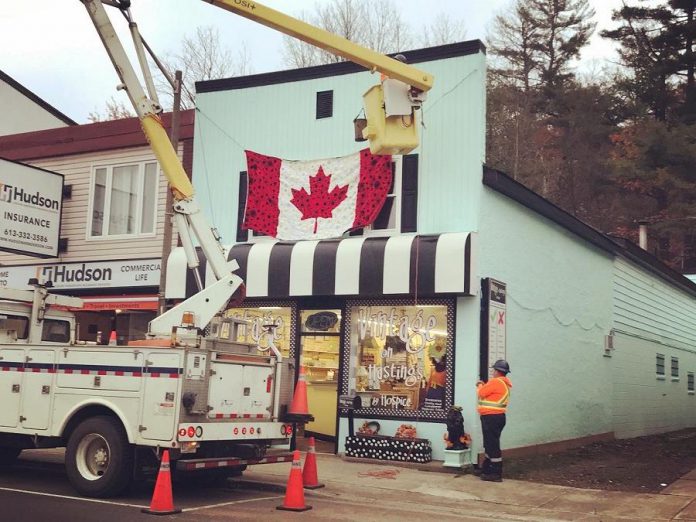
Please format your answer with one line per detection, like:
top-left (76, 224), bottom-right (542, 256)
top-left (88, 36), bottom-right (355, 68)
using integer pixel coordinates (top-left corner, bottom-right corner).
top-left (0, 158), bottom-right (63, 258)
top-left (0, 259), bottom-right (161, 290)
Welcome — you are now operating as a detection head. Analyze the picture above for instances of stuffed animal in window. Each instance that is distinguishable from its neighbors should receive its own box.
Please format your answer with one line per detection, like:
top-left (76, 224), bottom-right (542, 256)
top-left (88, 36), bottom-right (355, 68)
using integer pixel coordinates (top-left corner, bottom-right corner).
top-left (444, 406), bottom-right (471, 450)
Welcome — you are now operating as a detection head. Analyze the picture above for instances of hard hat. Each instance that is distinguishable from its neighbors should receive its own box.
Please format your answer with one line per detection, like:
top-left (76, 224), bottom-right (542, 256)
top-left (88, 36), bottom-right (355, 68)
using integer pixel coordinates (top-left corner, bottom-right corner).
top-left (492, 359), bottom-right (510, 374)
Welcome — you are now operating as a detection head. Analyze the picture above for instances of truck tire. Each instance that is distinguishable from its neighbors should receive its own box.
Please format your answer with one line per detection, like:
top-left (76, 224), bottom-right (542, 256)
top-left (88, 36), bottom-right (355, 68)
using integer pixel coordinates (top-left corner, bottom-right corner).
top-left (0, 448), bottom-right (21, 466)
top-left (65, 416), bottom-right (133, 498)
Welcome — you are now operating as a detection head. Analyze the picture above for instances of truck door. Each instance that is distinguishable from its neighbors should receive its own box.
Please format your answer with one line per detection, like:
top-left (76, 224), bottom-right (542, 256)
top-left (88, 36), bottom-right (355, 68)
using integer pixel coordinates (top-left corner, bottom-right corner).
top-left (243, 365), bottom-right (273, 417)
top-left (140, 352), bottom-right (181, 441)
top-left (208, 362), bottom-right (273, 419)
top-left (0, 348), bottom-right (25, 428)
top-left (208, 363), bottom-right (245, 418)
top-left (20, 349), bottom-right (56, 430)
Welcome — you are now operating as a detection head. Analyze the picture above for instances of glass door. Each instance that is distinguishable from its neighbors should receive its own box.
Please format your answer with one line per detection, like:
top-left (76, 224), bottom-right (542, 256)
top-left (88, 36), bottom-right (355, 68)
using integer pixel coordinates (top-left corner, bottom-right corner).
top-left (300, 309), bottom-right (341, 439)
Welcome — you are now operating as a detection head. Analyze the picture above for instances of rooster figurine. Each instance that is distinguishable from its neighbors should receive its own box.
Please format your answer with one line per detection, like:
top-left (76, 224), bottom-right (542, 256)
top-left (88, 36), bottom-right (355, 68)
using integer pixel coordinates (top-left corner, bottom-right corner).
top-left (444, 406), bottom-right (470, 450)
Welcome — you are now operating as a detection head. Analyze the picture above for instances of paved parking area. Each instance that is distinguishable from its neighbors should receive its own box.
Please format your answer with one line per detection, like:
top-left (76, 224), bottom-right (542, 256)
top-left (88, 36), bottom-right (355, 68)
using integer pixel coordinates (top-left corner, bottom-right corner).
top-left (0, 456), bottom-right (285, 520)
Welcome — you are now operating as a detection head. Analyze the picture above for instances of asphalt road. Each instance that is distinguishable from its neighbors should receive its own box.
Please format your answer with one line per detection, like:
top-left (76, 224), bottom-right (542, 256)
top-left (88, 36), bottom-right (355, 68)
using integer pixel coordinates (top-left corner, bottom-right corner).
top-left (0, 454), bottom-right (490, 521)
top-left (0, 459), bottom-right (286, 521)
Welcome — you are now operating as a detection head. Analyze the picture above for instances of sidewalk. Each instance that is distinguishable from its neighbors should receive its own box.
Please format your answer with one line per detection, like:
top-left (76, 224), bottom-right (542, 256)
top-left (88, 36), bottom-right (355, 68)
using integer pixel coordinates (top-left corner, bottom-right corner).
top-left (240, 452), bottom-right (696, 521)
top-left (17, 448), bottom-right (696, 520)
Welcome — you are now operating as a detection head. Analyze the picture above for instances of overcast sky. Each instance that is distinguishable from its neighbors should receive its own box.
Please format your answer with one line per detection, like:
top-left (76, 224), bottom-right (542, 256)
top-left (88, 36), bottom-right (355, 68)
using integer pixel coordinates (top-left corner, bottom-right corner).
top-left (1, 0), bottom-right (624, 123)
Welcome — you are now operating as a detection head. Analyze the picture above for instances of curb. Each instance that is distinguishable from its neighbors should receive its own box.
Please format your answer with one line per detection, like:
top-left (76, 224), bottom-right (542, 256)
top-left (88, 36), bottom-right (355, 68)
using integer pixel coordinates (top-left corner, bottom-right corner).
top-left (342, 455), bottom-right (472, 475)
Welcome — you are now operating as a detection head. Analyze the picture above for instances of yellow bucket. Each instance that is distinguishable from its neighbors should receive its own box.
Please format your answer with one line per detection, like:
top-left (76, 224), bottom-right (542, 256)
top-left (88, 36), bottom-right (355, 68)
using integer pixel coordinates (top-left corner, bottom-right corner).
top-left (362, 84), bottom-right (419, 155)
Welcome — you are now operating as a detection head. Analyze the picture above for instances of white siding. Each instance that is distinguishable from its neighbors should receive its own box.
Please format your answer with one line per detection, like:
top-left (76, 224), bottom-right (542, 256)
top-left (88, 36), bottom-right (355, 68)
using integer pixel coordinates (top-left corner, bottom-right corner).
top-left (612, 332), bottom-right (696, 438)
top-left (611, 257), bottom-right (696, 438)
top-left (0, 145), bottom-right (178, 266)
top-left (0, 80), bottom-right (69, 135)
top-left (613, 257), bottom-right (696, 348)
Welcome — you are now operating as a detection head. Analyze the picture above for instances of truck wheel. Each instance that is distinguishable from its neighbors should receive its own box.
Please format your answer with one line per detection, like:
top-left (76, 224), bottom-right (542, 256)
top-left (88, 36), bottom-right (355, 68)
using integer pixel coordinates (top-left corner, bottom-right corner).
top-left (65, 416), bottom-right (133, 498)
top-left (0, 448), bottom-right (21, 466)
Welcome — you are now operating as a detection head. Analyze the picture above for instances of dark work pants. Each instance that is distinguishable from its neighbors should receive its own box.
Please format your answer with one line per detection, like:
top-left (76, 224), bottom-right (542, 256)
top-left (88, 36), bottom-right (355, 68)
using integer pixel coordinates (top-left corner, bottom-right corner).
top-left (481, 413), bottom-right (506, 475)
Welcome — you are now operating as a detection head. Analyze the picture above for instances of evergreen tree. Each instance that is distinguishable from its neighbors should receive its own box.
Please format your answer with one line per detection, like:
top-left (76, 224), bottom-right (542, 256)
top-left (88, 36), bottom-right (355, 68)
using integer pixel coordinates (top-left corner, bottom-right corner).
top-left (602, 0), bottom-right (696, 123)
top-left (487, 0), bottom-right (600, 206)
top-left (526, 0), bottom-right (596, 97)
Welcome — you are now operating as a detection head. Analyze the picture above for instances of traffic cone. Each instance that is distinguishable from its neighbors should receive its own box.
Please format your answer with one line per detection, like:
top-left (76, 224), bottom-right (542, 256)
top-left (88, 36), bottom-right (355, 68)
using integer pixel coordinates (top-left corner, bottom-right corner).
top-left (302, 437), bottom-right (324, 489)
top-left (108, 330), bottom-right (117, 346)
top-left (288, 366), bottom-right (310, 417)
top-left (276, 450), bottom-right (312, 512)
top-left (142, 450), bottom-right (181, 515)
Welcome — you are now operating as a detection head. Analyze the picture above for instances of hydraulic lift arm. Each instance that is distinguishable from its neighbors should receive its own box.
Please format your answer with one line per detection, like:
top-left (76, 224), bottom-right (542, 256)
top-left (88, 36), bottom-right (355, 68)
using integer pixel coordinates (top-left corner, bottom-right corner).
top-left (79, 0), bottom-right (434, 334)
top-left (82, 0), bottom-right (241, 336)
top-left (202, 0), bottom-right (434, 93)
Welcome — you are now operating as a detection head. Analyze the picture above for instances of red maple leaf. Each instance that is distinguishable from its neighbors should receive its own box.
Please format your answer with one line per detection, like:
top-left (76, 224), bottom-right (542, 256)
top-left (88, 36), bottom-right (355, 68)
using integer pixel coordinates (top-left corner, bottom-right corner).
top-left (290, 166), bottom-right (348, 234)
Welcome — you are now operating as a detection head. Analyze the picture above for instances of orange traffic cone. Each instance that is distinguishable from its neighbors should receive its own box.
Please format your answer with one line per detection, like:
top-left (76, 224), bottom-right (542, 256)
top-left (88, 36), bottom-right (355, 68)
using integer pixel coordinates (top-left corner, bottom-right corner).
top-left (142, 450), bottom-right (181, 515)
top-left (288, 366), bottom-right (311, 418)
top-left (108, 330), bottom-right (117, 346)
top-left (276, 450), bottom-right (312, 512)
top-left (302, 436), bottom-right (324, 489)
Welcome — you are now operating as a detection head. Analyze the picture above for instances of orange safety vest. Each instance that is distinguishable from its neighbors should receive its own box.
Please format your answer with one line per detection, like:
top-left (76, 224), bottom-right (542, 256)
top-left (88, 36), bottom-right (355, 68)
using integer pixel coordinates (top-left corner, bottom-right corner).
top-left (477, 376), bottom-right (511, 415)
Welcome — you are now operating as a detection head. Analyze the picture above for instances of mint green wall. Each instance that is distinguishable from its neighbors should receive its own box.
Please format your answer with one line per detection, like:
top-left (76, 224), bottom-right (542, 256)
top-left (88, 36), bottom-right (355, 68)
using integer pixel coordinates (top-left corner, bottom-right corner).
top-left (192, 50), bottom-right (486, 242)
top-left (475, 188), bottom-right (615, 450)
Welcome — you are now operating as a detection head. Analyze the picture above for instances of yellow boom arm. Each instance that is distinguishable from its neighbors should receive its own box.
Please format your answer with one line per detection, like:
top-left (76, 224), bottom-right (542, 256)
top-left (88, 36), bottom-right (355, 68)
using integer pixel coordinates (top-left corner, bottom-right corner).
top-left (203, 0), bottom-right (434, 93)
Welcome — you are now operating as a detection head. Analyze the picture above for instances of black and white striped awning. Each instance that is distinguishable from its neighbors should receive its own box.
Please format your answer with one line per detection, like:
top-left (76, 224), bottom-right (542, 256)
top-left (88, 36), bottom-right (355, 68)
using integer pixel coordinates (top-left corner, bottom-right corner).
top-left (165, 233), bottom-right (477, 299)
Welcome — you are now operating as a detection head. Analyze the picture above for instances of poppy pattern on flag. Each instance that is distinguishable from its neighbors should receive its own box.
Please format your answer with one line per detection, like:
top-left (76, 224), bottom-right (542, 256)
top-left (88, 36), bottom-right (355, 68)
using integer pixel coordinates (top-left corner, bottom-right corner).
top-left (243, 149), bottom-right (392, 240)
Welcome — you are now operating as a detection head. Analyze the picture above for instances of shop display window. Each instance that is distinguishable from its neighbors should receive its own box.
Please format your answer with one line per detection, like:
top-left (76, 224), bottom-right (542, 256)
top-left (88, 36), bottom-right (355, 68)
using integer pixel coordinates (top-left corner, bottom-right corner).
top-left (300, 309), bottom-right (341, 383)
top-left (225, 304), bottom-right (295, 357)
top-left (342, 299), bottom-right (454, 421)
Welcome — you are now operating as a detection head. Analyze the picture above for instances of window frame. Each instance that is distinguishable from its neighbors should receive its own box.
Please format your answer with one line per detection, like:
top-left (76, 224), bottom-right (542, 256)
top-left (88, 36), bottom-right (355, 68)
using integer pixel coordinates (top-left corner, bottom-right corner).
top-left (339, 297), bottom-right (456, 423)
top-left (0, 314), bottom-right (70, 343)
top-left (360, 156), bottom-right (403, 238)
top-left (315, 90), bottom-right (334, 119)
top-left (87, 161), bottom-right (159, 241)
top-left (656, 353), bottom-right (665, 379)
top-left (688, 372), bottom-right (694, 394)
top-left (671, 356), bottom-right (679, 381)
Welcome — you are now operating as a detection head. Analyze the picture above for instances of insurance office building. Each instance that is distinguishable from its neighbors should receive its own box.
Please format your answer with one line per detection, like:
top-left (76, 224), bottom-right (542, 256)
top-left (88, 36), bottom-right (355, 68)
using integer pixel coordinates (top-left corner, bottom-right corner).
top-left (0, 106), bottom-right (194, 345)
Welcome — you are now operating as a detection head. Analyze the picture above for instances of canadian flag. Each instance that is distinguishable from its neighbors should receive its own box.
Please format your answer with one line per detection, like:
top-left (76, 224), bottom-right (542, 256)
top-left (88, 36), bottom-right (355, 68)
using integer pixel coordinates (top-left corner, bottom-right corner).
top-left (243, 149), bottom-right (393, 240)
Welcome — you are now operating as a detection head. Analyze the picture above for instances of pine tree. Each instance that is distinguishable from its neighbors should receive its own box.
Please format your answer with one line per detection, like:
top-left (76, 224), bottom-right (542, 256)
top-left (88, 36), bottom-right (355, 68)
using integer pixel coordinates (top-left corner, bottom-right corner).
top-left (602, 0), bottom-right (696, 123)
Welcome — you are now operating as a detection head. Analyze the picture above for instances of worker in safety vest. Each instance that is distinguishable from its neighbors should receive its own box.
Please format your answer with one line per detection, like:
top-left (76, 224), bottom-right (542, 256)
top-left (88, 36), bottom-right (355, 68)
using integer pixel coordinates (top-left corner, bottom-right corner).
top-left (474, 359), bottom-right (512, 482)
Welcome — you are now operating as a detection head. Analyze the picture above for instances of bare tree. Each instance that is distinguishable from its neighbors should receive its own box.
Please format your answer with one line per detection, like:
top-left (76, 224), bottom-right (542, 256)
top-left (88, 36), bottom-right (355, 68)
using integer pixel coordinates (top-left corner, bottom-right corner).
top-left (89, 25), bottom-right (250, 119)
top-left (157, 26), bottom-right (252, 110)
top-left (282, 0), bottom-right (413, 68)
top-left (87, 96), bottom-right (134, 123)
top-left (420, 13), bottom-right (467, 47)
top-left (282, 0), bottom-right (469, 68)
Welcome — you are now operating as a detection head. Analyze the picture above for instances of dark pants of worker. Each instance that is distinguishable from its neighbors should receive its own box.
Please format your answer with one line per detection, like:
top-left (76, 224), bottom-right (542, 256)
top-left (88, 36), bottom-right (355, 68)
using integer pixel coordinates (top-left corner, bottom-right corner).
top-left (481, 413), bottom-right (506, 476)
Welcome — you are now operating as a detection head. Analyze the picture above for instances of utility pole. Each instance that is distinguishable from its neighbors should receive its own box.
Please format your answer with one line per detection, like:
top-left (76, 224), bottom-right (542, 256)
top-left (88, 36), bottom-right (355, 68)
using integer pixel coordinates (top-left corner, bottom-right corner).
top-left (158, 70), bottom-right (183, 315)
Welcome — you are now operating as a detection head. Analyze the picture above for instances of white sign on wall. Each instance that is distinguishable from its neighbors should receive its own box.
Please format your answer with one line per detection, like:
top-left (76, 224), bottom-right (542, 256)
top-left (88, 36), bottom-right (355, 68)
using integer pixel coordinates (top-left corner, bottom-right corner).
top-left (487, 279), bottom-right (507, 378)
top-left (0, 259), bottom-right (161, 290)
top-left (0, 158), bottom-right (63, 258)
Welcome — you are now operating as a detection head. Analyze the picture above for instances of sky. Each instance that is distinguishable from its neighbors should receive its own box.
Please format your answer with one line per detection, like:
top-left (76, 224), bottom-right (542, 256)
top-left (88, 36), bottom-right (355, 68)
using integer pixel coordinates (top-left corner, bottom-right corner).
top-left (0, 0), bottom-right (624, 124)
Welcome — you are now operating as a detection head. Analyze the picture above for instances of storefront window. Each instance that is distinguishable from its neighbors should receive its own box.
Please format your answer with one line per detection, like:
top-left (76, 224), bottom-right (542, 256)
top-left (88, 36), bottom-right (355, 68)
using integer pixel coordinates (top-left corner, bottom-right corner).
top-left (226, 305), bottom-right (295, 357)
top-left (300, 309), bottom-right (341, 383)
top-left (344, 300), bottom-right (453, 420)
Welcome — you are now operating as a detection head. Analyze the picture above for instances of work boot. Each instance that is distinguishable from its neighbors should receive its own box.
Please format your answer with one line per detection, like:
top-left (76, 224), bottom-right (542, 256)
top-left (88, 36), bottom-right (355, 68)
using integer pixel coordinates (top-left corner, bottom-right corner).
top-left (474, 457), bottom-right (491, 476)
top-left (481, 460), bottom-right (502, 481)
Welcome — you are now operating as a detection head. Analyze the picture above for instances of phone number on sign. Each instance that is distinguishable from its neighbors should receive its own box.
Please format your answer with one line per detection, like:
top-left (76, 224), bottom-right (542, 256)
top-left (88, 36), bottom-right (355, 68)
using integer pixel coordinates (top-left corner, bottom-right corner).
top-left (3, 229), bottom-right (49, 243)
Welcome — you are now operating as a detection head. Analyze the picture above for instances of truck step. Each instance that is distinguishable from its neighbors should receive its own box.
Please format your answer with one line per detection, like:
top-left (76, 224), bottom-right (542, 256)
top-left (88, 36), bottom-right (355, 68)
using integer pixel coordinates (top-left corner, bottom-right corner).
top-left (177, 453), bottom-right (294, 471)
